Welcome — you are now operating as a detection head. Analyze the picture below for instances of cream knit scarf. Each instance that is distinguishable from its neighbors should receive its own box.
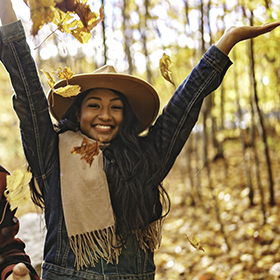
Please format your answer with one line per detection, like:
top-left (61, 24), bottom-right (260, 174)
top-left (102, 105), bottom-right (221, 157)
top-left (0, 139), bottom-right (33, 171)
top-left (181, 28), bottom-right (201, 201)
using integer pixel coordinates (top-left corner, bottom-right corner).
top-left (59, 130), bottom-right (163, 270)
top-left (59, 130), bottom-right (120, 270)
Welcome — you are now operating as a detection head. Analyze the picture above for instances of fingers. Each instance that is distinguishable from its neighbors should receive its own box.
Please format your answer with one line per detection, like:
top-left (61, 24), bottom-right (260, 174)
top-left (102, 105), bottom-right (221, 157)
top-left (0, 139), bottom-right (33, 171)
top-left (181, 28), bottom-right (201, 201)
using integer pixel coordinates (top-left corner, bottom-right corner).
top-left (11, 263), bottom-right (31, 280)
top-left (13, 263), bottom-right (29, 276)
top-left (260, 21), bottom-right (280, 32)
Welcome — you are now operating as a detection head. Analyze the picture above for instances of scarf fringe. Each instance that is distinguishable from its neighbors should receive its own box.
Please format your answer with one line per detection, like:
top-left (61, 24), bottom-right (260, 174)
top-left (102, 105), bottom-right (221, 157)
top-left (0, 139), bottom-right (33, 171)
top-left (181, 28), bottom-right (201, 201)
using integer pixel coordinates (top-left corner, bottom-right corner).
top-left (69, 226), bottom-right (121, 270)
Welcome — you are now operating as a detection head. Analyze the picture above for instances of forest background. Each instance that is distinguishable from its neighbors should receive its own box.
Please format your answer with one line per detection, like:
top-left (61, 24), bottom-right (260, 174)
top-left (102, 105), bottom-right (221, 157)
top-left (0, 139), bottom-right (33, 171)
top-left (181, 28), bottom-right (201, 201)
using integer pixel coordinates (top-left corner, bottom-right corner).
top-left (1, 0), bottom-right (280, 279)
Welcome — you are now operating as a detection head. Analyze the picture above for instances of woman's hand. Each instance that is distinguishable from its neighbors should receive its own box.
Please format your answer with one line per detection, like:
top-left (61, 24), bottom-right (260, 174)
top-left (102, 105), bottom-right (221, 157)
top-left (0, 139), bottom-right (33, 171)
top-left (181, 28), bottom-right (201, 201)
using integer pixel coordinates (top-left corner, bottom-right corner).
top-left (6, 263), bottom-right (31, 280)
top-left (0, 0), bottom-right (17, 25)
top-left (216, 21), bottom-right (280, 55)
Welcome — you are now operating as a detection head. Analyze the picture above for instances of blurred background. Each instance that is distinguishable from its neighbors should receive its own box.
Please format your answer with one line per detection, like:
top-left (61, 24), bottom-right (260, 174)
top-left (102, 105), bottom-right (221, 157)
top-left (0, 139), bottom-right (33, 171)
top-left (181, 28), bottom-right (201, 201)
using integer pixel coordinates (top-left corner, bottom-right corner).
top-left (1, 0), bottom-right (280, 279)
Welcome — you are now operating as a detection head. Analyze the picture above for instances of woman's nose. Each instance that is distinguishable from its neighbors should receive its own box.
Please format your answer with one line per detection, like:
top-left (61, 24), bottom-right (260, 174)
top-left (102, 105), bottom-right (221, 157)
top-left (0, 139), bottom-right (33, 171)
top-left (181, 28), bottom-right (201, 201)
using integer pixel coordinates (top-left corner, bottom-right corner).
top-left (98, 107), bottom-right (111, 120)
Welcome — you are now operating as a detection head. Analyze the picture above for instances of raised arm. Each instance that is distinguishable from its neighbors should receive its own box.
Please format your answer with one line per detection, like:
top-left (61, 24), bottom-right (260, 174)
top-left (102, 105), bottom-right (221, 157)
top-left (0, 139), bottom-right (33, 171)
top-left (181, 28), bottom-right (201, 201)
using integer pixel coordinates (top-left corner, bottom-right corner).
top-left (216, 22), bottom-right (280, 55)
top-left (150, 21), bottom-right (280, 181)
top-left (0, 0), bottom-right (17, 25)
top-left (0, 0), bottom-right (58, 180)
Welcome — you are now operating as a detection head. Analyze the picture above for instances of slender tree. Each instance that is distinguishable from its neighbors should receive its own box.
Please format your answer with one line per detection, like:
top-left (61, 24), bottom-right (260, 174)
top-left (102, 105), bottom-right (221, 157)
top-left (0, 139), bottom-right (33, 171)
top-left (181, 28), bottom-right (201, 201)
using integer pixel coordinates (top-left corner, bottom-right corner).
top-left (101, 0), bottom-right (107, 65)
top-left (248, 11), bottom-right (275, 206)
top-left (232, 49), bottom-right (255, 206)
top-left (121, 0), bottom-right (133, 74)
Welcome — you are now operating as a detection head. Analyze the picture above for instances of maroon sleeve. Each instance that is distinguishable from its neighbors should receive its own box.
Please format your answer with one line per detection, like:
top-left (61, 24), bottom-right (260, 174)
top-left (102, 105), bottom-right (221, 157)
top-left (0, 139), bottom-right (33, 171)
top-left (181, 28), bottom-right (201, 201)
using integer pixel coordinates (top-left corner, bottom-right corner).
top-left (0, 166), bottom-right (40, 280)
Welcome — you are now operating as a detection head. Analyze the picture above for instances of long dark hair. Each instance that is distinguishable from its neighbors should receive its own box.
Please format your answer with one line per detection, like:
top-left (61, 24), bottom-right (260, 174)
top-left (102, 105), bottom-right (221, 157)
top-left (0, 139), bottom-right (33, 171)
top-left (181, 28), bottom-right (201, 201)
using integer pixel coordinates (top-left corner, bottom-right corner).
top-left (105, 92), bottom-right (170, 246)
top-left (40, 89), bottom-right (170, 245)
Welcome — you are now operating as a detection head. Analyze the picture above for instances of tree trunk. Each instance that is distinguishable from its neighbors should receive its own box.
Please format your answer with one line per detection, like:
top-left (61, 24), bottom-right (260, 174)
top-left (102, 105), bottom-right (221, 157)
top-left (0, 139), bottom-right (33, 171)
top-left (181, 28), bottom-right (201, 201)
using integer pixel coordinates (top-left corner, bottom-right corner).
top-left (232, 49), bottom-right (255, 206)
top-left (101, 0), bottom-right (107, 65)
top-left (248, 12), bottom-right (275, 206)
top-left (122, 0), bottom-right (133, 74)
top-left (138, 0), bottom-right (152, 84)
top-left (184, 0), bottom-right (191, 35)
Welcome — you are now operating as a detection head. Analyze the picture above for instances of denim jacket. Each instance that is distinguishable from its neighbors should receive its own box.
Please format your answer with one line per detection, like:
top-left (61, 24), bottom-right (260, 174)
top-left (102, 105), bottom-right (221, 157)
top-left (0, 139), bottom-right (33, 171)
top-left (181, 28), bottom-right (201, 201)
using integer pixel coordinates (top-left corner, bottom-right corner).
top-left (0, 20), bottom-right (232, 280)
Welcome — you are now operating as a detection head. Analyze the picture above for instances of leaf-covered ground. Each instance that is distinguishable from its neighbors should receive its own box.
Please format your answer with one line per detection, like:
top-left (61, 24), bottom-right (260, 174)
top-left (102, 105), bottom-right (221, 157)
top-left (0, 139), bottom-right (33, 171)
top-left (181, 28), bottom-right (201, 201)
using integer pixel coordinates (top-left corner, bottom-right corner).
top-left (155, 135), bottom-right (280, 280)
top-left (15, 131), bottom-right (280, 279)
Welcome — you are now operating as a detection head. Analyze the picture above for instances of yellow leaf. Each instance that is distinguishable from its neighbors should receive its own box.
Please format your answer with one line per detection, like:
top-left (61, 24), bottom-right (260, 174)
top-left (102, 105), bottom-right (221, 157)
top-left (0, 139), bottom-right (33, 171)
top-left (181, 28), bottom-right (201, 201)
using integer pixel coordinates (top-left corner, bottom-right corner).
top-left (55, 84), bottom-right (81, 97)
top-left (41, 69), bottom-right (56, 89)
top-left (186, 235), bottom-right (205, 252)
top-left (160, 53), bottom-right (175, 86)
top-left (57, 67), bottom-right (75, 81)
top-left (39, 0), bottom-right (55, 7)
top-left (26, 0), bottom-right (56, 36)
top-left (4, 165), bottom-right (32, 211)
top-left (70, 26), bottom-right (92, 44)
top-left (25, 0), bottom-right (103, 44)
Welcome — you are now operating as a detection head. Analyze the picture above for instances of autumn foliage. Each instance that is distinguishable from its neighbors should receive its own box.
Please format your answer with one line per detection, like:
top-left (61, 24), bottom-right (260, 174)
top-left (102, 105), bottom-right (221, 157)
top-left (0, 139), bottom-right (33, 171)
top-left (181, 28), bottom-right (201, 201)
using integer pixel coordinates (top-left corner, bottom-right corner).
top-left (23, 0), bottom-right (104, 43)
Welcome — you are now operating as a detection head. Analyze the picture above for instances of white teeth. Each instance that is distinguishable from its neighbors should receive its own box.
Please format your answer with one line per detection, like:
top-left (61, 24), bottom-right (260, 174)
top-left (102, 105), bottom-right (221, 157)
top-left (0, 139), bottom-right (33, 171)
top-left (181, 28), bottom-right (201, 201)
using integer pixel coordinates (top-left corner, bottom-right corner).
top-left (96, 125), bottom-right (111, 129)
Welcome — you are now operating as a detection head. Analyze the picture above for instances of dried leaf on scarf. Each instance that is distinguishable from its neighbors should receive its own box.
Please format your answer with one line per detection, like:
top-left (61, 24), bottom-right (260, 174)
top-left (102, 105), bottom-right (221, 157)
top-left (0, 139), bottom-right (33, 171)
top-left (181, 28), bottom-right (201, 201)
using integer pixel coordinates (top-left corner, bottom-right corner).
top-left (4, 165), bottom-right (32, 211)
top-left (159, 53), bottom-right (175, 86)
top-left (186, 235), bottom-right (205, 252)
top-left (71, 137), bottom-right (100, 167)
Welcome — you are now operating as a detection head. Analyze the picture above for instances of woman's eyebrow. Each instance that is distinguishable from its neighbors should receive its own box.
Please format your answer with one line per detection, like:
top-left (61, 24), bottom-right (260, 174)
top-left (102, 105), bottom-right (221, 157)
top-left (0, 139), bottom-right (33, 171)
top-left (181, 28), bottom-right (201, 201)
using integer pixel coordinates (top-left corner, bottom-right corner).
top-left (85, 97), bottom-right (122, 102)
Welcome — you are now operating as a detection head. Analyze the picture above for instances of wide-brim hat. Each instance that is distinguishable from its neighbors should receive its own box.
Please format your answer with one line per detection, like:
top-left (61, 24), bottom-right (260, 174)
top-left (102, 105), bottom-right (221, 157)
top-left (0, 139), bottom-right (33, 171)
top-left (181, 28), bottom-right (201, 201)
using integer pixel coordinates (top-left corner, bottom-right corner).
top-left (48, 65), bottom-right (160, 132)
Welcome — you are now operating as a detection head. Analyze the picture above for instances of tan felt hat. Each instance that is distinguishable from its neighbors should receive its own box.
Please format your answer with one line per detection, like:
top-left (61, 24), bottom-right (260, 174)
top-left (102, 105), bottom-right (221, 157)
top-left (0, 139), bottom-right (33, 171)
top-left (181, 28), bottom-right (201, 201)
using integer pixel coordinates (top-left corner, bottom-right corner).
top-left (48, 65), bottom-right (160, 132)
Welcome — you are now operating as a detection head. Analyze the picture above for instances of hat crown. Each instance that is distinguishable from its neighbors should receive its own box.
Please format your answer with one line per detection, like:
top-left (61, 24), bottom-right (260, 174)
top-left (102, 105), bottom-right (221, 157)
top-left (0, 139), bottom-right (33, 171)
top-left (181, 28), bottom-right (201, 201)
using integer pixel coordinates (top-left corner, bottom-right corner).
top-left (93, 65), bottom-right (117, 74)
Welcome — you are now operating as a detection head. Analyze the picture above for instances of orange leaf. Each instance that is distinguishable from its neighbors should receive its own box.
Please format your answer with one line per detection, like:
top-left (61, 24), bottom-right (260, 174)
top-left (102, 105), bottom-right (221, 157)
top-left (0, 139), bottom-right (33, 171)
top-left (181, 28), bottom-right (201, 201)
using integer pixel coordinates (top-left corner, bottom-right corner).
top-left (71, 138), bottom-right (100, 167)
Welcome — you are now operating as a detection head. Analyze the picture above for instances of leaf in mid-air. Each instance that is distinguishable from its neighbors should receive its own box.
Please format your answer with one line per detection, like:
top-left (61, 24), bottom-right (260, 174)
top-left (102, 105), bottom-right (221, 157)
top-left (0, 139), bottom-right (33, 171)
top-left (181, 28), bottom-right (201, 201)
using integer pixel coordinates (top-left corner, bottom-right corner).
top-left (4, 165), bottom-right (32, 211)
top-left (186, 235), bottom-right (205, 252)
top-left (41, 69), bottom-right (56, 88)
top-left (55, 84), bottom-right (81, 97)
top-left (160, 53), bottom-right (175, 86)
top-left (23, 0), bottom-right (104, 44)
top-left (57, 67), bottom-right (75, 81)
top-left (41, 67), bottom-right (81, 97)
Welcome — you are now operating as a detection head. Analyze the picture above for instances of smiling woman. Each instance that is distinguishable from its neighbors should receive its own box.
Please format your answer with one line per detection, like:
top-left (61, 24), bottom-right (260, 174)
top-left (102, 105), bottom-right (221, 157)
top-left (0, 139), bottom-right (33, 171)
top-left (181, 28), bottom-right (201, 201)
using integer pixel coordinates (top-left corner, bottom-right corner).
top-left (77, 89), bottom-right (124, 143)
top-left (1, 0), bottom-right (280, 279)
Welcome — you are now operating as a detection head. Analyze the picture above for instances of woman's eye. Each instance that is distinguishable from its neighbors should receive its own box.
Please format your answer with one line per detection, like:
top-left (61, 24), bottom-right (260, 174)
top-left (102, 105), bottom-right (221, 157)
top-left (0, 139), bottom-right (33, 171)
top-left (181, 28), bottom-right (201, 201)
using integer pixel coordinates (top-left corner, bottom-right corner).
top-left (88, 103), bottom-right (100, 108)
top-left (112, 105), bottom-right (123, 110)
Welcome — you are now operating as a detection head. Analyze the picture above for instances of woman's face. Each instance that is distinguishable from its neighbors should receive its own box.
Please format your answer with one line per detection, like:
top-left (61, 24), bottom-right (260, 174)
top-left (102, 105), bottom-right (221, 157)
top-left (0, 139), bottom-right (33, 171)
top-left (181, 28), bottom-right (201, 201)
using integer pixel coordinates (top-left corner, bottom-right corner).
top-left (77, 88), bottom-right (124, 142)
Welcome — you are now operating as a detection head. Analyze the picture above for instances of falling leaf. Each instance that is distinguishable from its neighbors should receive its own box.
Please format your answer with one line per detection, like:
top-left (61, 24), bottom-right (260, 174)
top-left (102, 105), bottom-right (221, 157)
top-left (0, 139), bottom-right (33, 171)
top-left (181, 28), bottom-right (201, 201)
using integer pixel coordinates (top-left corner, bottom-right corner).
top-left (160, 53), bottom-right (175, 86)
top-left (55, 84), bottom-right (81, 97)
top-left (41, 67), bottom-right (81, 98)
top-left (55, 0), bottom-right (77, 13)
top-left (186, 235), bottom-right (205, 252)
top-left (24, 0), bottom-right (56, 36)
top-left (4, 165), bottom-right (32, 211)
top-left (71, 137), bottom-right (100, 167)
top-left (41, 69), bottom-right (56, 88)
top-left (57, 66), bottom-right (75, 81)
top-left (24, 0), bottom-right (104, 44)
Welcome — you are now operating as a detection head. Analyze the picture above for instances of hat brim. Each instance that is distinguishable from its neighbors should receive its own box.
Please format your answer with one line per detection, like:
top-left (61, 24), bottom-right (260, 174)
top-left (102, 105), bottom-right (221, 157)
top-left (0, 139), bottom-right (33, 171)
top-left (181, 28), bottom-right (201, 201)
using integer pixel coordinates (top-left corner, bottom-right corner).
top-left (48, 73), bottom-right (159, 132)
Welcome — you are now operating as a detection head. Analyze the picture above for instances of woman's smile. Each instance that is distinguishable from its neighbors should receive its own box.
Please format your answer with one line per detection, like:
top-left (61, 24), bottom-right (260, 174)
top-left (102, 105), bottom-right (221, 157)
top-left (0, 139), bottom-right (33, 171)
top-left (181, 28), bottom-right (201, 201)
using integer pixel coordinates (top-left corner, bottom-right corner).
top-left (78, 88), bottom-right (124, 142)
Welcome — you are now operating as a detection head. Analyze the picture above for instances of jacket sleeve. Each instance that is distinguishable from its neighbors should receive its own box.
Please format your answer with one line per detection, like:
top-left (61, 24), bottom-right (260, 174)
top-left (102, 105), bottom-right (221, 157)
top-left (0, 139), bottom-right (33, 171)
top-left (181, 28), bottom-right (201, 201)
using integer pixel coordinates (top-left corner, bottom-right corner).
top-left (0, 20), bottom-right (58, 186)
top-left (0, 169), bottom-right (39, 280)
top-left (146, 46), bottom-right (233, 180)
